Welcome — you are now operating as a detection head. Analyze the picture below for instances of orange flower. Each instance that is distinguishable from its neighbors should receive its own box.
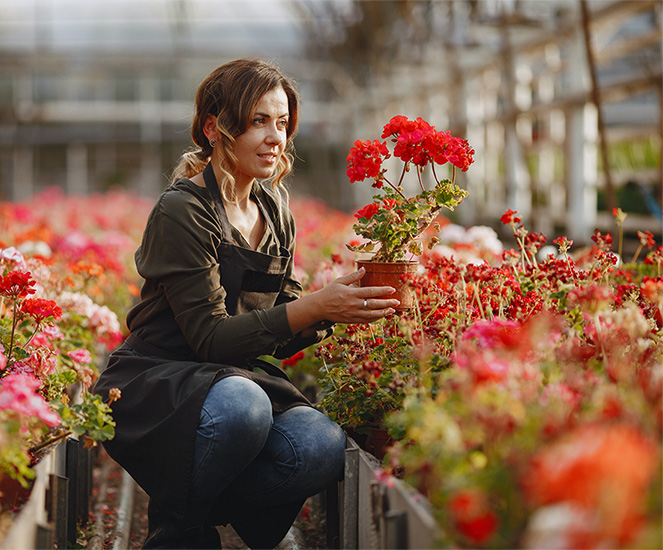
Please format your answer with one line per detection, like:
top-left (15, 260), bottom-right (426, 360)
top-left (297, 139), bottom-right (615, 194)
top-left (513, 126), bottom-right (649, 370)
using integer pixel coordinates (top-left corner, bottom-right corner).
top-left (521, 423), bottom-right (659, 545)
top-left (71, 260), bottom-right (104, 279)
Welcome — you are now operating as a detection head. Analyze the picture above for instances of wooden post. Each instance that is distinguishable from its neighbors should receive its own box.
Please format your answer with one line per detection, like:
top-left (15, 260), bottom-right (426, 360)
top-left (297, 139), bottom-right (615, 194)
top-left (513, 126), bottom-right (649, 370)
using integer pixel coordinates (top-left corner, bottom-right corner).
top-left (580, 0), bottom-right (617, 214)
top-left (341, 446), bottom-right (359, 549)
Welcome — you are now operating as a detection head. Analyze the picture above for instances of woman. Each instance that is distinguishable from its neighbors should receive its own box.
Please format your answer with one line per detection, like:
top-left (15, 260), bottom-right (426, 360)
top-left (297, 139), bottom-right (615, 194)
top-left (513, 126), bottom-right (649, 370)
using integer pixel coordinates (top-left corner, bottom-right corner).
top-left (94, 58), bottom-right (399, 549)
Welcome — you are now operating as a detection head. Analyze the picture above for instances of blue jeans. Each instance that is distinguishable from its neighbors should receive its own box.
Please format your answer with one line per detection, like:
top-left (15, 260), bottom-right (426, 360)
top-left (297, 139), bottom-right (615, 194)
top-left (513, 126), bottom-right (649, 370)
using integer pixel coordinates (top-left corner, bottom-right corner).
top-left (188, 375), bottom-right (345, 546)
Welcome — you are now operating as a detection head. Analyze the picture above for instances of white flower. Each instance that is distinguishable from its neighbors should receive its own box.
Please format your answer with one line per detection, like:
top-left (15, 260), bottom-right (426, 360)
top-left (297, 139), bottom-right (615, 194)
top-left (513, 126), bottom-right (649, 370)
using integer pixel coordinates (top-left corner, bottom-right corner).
top-left (18, 241), bottom-right (52, 258)
top-left (1, 247), bottom-right (27, 270)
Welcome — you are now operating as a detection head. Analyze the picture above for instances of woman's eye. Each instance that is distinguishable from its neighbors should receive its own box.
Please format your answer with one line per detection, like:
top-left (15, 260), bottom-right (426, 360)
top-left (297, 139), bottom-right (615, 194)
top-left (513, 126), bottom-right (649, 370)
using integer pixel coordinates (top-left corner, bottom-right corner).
top-left (278, 119), bottom-right (288, 129)
top-left (253, 117), bottom-right (265, 125)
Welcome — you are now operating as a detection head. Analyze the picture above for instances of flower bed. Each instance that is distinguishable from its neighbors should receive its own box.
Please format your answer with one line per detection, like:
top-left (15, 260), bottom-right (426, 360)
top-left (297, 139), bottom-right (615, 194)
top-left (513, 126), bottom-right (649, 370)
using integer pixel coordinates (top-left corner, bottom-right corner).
top-left (307, 207), bottom-right (662, 549)
top-left (0, 183), bottom-right (660, 549)
top-left (0, 188), bottom-right (153, 517)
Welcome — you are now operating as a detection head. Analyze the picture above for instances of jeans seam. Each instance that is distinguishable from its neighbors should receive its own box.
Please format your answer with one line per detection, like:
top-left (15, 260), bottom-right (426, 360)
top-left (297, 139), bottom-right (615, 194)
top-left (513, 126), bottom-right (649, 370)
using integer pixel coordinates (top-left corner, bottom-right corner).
top-left (242, 424), bottom-right (299, 498)
top-left (191, 407), bottom-right (216, 482)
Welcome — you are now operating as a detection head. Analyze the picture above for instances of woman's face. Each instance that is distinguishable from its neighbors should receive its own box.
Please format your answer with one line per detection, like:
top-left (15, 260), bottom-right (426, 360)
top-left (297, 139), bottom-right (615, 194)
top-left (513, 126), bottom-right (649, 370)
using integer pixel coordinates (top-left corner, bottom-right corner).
top-left (231, 85), bottom-right (289, 187)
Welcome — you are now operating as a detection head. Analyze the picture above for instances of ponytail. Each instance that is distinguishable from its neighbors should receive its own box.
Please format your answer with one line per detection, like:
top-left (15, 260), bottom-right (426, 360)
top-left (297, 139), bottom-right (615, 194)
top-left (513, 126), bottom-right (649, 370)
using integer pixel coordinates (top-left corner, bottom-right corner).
top-left (170, 148), bottom-right (209, 182)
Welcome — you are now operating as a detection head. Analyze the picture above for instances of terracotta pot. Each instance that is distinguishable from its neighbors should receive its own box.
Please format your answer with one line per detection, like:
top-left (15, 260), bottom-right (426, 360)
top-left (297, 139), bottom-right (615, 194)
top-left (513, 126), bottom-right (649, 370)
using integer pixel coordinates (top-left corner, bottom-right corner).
top-left (0, 474), bottom-right (32, 514)
top-left (345, 424), bottom-right (394, 460)
top-left (365, 426), bottom-right (394, 460)
top-left (356, 260), bottom-right (418, 310)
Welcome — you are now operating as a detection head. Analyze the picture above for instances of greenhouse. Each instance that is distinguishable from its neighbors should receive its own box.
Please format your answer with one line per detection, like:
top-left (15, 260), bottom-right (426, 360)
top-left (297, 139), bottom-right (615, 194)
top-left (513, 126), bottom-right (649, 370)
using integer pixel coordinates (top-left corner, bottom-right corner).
top-left (0, 1), bottom-right (660, 549)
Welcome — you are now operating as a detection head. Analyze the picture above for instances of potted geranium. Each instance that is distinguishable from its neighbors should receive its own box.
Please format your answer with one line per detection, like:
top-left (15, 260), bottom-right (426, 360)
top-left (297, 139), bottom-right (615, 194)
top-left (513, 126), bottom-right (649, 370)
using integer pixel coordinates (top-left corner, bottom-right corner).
top-left (346, 115), bottom-right (474, 308)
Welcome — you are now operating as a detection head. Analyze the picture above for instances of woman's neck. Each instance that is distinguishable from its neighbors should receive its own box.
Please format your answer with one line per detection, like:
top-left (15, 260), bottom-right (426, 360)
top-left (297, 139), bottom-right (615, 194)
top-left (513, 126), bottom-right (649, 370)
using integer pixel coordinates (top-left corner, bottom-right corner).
top-left (231, 179), bottom-right (254, 211)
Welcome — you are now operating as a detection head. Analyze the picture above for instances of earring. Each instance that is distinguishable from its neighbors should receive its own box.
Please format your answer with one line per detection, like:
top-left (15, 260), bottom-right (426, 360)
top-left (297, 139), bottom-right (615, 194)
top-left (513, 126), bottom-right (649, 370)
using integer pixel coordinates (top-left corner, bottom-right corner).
top-left (210, 138), bottom-right (218, 147)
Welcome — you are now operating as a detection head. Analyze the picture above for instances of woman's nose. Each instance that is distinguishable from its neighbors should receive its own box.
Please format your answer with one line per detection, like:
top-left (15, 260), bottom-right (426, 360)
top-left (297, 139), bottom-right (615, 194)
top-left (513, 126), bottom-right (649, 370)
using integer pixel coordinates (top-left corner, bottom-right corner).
top-left (266, 123), bottom-right (285, 145)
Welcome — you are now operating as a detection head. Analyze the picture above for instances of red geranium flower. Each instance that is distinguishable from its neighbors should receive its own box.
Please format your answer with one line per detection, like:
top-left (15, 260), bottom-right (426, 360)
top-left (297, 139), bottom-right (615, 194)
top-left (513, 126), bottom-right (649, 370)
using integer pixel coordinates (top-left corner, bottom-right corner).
top-left (0, 271), bottom-right (36, 299)
top-left (346, 139), bottom-right (390, 184)
top-left (20, 298), bottom-right (62, 323)
top-left (282, 350), bottom-right (305, 367)
top-left (449, 489), bottom-right (498, 545)
top-left (500, 209), bottom-right (522, 226)
top-left (355, 203), bottom-right (380, 220)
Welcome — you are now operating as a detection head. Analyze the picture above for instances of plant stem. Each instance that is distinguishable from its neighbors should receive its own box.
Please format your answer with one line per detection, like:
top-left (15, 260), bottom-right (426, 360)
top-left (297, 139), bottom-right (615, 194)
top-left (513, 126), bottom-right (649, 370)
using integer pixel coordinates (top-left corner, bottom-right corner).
top-left (617, 223), bottom-right (624, 268)
top-left (321, 356), bottom-right (340, 392)
top-left (397, 163), bottom-right (407, 188)
top-left (473, 284), bottom-right (486, 319)
top-left (417, 166), bottom-right (425, 192)
top-left (7, 298), bottom-right (19, 363)
top-left (28, 428), bottom-right (72, 454)
top-left (382, 175), bottom-right (407, 199)
top-left (22, 320), bottom-right (42, 349)
top-left (631, 243), bottom-right (643, 264)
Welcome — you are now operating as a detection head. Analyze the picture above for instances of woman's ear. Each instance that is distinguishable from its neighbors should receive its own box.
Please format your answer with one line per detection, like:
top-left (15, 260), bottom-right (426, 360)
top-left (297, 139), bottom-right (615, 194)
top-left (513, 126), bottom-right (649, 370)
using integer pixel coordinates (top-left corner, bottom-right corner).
top-left (203, 115), bottom-right (219, 145)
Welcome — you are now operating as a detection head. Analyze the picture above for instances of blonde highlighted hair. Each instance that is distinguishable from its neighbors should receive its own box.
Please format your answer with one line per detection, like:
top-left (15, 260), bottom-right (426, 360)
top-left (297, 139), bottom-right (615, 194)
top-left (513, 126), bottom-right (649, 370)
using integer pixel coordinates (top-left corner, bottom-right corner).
top-left (171, 58), bottom-right (300, 203)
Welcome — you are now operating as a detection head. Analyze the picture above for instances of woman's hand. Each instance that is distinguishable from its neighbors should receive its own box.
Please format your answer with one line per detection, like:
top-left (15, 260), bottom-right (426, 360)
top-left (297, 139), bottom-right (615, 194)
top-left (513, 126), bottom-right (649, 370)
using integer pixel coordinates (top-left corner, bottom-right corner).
top-left (285, 267), bottom-right (399, 334)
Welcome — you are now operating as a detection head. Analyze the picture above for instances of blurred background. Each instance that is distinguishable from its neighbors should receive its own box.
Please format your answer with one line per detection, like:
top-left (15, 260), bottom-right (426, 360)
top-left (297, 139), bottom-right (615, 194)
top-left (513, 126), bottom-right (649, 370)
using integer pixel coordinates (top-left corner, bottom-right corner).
top-left (0, 0), bottom-right (660, 244)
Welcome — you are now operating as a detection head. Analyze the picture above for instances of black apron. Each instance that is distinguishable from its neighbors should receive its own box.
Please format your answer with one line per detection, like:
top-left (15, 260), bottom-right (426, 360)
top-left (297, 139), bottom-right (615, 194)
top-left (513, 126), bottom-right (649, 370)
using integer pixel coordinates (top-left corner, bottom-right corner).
top-left (94, 163), bottom-right (311, 522)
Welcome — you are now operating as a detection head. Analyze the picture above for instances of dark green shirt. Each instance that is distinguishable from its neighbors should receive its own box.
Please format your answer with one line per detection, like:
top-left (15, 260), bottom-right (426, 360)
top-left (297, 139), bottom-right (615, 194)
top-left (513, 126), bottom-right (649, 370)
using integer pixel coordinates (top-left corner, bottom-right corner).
top-left (126, 178), bottom-right (304, 364)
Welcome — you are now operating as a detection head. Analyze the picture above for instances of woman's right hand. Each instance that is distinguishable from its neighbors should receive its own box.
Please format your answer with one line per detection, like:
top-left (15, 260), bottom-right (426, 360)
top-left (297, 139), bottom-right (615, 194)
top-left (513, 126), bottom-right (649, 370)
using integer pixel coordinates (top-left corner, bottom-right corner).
top-left (285, 267), bottom-right (400, 333)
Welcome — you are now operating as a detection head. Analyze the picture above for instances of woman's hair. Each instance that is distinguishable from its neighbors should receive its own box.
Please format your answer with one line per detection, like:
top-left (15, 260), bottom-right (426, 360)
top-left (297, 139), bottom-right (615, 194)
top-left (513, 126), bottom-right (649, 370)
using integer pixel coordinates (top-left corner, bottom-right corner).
top-left (171, 58), bottom-right (300, 202)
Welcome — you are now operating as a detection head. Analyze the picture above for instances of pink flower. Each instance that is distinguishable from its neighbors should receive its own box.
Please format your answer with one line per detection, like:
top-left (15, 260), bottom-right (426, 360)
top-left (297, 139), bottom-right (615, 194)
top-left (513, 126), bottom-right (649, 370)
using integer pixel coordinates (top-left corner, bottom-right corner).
top-left (0, 372), bottom-right (60, 426)
top-left (373, 468), bottom-right (395, 488)
top-left (67, 349), bottom-right (92, 364)
top-left (461, 318), bottom-right (521, 349)
top-left (42, 324), bottom-right (64, 340)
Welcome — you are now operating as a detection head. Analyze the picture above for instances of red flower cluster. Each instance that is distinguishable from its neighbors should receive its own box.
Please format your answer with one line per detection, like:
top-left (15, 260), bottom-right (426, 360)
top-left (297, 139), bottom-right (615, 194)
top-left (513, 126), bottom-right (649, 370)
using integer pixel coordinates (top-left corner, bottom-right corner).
top-left (0, 271), bottom-right (36, 299)
top-left (638, 230), bottom-right (656, 248)
top-left (591, 229), bottom-right (613, 251)
top-left (346, 139), bottom-right (389, 184)
top-left (500, 209), bottom-right (522, 226)
top-left (346, 116), bottom-right (475, 187)
top-left (20, 298), bottom-right (62, 323)
top-left (449, 488), bottom-right (499, 544)
top-left (381, 115), bottom-right (475, 171)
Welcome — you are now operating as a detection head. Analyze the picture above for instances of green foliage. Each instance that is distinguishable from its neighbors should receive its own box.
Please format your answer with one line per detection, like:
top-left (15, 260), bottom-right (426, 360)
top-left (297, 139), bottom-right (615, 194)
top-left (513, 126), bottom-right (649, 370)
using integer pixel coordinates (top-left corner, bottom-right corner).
top-left (53, 392), bottom-right (115, 442)
top-left (350, 182), bottom-right (468, 262)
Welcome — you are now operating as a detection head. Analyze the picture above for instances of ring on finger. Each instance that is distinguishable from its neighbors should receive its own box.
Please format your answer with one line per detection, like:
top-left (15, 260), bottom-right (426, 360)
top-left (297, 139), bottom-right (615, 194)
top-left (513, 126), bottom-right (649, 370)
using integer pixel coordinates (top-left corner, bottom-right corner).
top-left (363, 299), bottom-right (368, 310)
